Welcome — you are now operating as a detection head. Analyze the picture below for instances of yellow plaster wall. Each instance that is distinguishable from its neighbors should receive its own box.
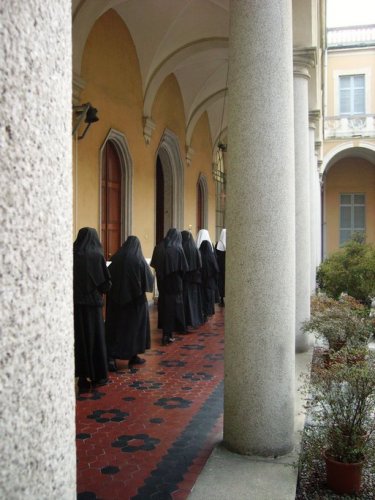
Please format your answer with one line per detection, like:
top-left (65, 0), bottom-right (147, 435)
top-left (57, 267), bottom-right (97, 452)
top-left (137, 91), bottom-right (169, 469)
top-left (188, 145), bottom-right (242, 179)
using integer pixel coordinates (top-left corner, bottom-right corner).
top-left (324, 158), bottom-right (375, 254)
top-left (76, 9), bottom-right (150, 246)
top-left (148, 73), bottom-right (186, 244)
top-left (188, 112), bottom-right (216, 240)
top-left (326, 49), bottom-right (375, 116)
top-left (74, 9), bottom-right (216, 257)
top-left (149, 74), bottom-right (215, 242)
top-left (151, 74), bottom-right (186, 148)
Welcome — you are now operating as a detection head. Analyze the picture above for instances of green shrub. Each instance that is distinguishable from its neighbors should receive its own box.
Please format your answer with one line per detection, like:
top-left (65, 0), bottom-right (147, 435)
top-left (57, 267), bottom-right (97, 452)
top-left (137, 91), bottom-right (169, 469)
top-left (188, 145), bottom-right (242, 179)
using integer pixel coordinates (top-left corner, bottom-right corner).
top-left (302, 294), bottom-right (372, 350)
top-left (317, 240), bottom-right (375, 305)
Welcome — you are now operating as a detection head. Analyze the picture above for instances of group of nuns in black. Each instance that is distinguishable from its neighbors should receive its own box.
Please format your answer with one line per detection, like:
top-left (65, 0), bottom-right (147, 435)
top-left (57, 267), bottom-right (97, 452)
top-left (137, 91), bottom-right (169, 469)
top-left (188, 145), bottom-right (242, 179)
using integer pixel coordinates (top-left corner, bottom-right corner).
top-left (73, 226), bottom-right (225, 392)
top-left (151, 227), bottom-right (222, 346)
top-left (73, 227), bottom-right (154, 392)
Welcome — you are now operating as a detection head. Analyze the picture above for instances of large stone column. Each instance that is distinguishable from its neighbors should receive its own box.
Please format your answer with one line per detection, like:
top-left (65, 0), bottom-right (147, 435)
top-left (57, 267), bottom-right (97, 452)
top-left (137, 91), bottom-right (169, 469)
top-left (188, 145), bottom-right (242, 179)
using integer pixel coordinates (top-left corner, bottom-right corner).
top-left (308, 111), bottom-right (321, 293)
top-left (224, 0), bottom-right (296, 456)
top-left (309, 123), bottom-right (318, 292)
top-left (294, 49), bottom-right (316, 353)
top-left (0, 2), bottom-right (75, 498)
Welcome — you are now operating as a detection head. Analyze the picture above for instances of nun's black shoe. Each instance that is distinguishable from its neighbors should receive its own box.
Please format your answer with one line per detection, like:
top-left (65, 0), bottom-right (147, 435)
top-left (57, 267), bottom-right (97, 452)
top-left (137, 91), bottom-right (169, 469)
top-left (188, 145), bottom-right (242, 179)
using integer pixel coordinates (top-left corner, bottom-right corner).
top-left (162, 335), bottom-right (169, 346)
top-left (78, 378), bottom-right (91, 393)
top-left (94, 378), bottom-right (108, 387)
top-left (133, 356), bottom-right (146, 365)
top-left (108, 359), bottom-right (118, 372)
top-left (128, 355), bottom-right (146, 368)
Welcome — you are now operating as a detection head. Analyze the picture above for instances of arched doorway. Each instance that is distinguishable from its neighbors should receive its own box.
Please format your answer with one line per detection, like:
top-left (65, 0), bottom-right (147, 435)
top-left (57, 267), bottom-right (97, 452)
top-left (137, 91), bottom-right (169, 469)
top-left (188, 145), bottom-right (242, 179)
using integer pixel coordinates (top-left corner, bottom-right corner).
top-left (322, 144), bottom-right (375, 256)
top-left (155, 129), bottom-right (184, 243)
top-left (197, 173), bottom-right (208, 233)
top-left (197, 181), bottom-right (203, 232)
top-left (101, 140), bottom-right (122, 259)
top-left (156, 155), bottom-right (173, 243)
top-left (100, 129), bottom-right (133, 259)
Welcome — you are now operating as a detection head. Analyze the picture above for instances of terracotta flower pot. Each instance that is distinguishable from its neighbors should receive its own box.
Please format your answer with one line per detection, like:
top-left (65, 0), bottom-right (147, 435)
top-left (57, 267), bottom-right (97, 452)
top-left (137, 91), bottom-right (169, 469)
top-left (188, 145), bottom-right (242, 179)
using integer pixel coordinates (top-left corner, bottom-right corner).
top-left (324, 451), bottom-right (364, 494)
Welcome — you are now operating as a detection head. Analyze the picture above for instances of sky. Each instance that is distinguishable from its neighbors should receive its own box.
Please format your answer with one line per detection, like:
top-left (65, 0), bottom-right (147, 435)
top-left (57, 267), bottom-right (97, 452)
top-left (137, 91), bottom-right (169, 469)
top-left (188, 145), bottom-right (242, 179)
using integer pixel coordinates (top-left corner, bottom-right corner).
top-left (327, 0), bottom-right (375, 27)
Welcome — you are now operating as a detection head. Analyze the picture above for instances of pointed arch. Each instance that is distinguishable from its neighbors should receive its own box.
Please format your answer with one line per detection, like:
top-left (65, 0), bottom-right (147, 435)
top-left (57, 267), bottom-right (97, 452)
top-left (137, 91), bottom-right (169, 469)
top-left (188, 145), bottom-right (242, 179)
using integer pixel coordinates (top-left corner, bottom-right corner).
top-left (186, 88), bottom-right (227, 147)
top-left (197, 173), bottom-right (209, 231)
top-left (99, 128), bottom-right (133, 242)
top-left (143, 38), bottom-right (228, 118)
top-left (156, 129), bottom-right (184, 230)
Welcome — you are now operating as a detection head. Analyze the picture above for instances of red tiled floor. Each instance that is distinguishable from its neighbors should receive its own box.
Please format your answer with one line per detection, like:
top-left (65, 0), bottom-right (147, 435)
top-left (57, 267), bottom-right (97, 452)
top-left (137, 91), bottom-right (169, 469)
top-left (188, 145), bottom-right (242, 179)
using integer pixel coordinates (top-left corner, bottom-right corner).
top-left (76, 305), bottom-right (224, 500)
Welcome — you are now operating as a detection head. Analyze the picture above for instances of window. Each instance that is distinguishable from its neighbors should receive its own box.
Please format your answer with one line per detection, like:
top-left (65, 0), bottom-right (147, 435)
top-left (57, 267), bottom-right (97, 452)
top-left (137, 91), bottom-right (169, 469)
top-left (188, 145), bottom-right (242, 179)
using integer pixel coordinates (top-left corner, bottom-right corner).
top-left (339, 74), bottom-right (365, 115)
top-left (213, 149), bottom-right (226, 242)
top-left (339, 193), bottom-right (365, 245)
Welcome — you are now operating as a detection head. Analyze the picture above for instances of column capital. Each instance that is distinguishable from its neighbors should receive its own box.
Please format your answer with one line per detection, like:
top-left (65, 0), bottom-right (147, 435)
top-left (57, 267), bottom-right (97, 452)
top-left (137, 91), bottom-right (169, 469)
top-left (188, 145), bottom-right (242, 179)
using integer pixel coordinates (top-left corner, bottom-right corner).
top-left (73, 73), bottom-right (86, 105)
top-left (293, 47), bottom-right (317, 79)
top-left (309, 109), bottom-right (321, 127)
top-left (143, 116), bottom-right (155, 145)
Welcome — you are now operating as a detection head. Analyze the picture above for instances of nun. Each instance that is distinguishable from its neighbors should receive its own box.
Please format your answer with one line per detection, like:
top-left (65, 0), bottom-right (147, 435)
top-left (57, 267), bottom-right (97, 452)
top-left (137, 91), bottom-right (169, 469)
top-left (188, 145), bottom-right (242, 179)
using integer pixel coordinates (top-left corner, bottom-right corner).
top-left (151, 228), bottom-right (188, 345)
top-left (105, 236), bottom-right (154, 370)
top-left (73, 227), bottom-right (112, 392)
top-left (181, 230), bottom-right (204, 329)
top-left (198, 239), bottom-right (219, 321)
top-left (215, 228), bottom-right (226, 306)
top-left (196, 228), bottom-right (214, 251)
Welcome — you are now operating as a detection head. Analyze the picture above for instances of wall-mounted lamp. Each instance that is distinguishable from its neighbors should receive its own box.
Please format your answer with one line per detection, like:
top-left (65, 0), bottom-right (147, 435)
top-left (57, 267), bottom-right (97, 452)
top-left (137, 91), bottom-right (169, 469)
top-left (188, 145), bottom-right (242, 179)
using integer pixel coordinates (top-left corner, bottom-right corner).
top-left (72, 102), bottom-right (99, 140)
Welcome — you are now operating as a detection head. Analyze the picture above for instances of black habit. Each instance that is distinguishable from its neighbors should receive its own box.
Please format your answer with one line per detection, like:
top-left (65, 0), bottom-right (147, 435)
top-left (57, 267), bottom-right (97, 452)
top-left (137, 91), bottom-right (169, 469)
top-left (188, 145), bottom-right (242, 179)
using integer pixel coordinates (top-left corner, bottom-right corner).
top-left (215, 228), bottom-right (226, 304)
top-left (199, 240), bottom-right (219, 320)
top-left (73, 227), bottom-right (111, 385)
top-left (151, 228), bottom-right (189, 342)
top-left (181, 230), bottom-right (204, 328)
top-left (105, 236), bottom-right (154, 361)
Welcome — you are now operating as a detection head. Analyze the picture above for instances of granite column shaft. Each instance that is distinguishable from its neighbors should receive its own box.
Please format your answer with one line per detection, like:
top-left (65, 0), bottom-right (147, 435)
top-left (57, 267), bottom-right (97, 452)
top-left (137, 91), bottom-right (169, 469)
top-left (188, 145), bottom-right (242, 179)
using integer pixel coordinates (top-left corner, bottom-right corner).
top-left (224, 0), bottom-right (296, 456)
top-left (0, 1), bottom-right (75, 497)
top-left (294, 53), bottom-right (314, 353)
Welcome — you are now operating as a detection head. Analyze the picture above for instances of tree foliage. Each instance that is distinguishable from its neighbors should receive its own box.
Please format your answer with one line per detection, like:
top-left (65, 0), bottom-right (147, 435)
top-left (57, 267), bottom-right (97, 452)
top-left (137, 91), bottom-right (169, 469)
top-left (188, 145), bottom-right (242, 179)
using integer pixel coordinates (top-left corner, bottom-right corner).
top-left (317, 240), bottom-right (375, 305)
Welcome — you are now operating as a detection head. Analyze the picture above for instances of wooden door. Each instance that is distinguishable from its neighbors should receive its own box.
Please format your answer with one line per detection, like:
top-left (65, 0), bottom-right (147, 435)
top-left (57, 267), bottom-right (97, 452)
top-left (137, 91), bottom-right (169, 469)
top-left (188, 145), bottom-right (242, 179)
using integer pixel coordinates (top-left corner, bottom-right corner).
top-left (101, 141), bottom-right (122, 260)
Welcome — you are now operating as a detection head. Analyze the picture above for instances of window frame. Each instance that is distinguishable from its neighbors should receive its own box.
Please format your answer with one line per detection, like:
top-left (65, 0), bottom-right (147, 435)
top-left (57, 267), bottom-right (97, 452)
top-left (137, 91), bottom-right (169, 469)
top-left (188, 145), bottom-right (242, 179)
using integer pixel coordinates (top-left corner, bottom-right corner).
top-left (333, 67), bottom-right (371, 117)
top-left (339, 74), bottom-right (365, 115)
top-left (339, 192), bottom-right (366, 246)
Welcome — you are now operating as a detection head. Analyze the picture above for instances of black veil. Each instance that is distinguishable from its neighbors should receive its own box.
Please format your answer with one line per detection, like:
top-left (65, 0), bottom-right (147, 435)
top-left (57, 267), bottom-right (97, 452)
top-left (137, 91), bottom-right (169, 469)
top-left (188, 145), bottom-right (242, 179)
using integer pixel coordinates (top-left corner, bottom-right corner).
top-left (108, 235), bottom-right (154, 306)
top-left (73, 227), bottom-right (110, 301)
top-left (164, 228), bottom-right (188, 276)
top-left (151, 228), bottom-right (188, 280)
top-left (200, 239), bottom-right (219, 281)
top-left (181, 230), bottom-right (201, 272)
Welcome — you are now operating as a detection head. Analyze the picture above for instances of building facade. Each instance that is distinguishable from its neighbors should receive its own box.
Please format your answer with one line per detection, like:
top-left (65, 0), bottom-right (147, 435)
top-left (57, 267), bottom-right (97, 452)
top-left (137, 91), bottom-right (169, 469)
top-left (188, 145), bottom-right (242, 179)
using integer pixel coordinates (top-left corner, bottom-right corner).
top-left (323, 25), bottom-right (375, 256)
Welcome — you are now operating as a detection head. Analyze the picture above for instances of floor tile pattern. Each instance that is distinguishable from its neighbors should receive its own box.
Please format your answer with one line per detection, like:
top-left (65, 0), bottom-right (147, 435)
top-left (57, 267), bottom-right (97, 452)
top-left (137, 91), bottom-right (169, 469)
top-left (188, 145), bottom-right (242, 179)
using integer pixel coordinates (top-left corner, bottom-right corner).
top-left (76, 306), bottom-right (224, 500)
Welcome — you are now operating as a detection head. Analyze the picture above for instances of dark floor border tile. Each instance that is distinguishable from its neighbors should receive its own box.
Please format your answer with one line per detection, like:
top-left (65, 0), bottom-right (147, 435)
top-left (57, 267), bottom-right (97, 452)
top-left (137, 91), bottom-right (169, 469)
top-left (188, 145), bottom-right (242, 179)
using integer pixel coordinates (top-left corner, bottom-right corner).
top-left (132, 380), bottom-right (224, 499)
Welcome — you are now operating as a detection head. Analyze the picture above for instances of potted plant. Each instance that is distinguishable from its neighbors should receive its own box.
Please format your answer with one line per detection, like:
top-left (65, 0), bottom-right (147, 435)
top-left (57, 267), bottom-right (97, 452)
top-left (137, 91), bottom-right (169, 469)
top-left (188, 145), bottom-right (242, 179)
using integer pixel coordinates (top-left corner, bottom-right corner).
top-left (299, 348), bottom-right (375, 494)
top-left (302, 293), bottom-right (372, 356)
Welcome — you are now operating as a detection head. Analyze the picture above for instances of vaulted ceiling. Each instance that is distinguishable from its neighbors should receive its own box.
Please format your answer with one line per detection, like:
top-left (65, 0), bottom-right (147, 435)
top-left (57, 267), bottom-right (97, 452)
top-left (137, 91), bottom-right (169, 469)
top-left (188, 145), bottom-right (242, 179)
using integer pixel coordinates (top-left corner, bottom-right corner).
top-left (73, 0), bottom-right (230, 150)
